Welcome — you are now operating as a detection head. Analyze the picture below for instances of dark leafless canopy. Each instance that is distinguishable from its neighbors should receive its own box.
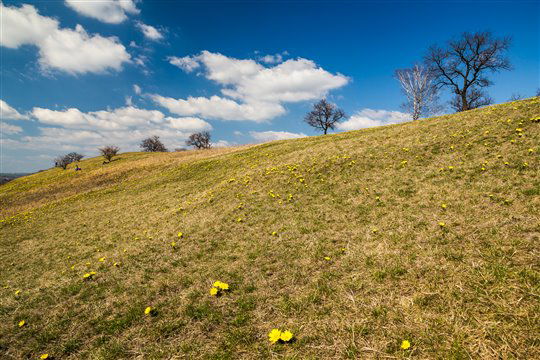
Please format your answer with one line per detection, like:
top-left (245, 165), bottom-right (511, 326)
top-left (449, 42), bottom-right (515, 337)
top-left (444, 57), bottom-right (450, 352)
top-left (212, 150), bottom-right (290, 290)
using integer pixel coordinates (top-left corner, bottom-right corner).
top-left (99, 145), bottom-right (120, 162)
top-left (425, 31), bottom-right (511, 112)
top-left (54, 155), bottom-right (71, 170)
top-left (140, 135), bottom-right (168, 152)
top-left (395, 64), bottom-right (441, 120)
top-left (186, 131), bottom-right (211, 149)
top-left (536, 88), bottom-right (540, 97)
top-left (508, 93), bottom-right (524, 101)
top-left (65, 152), bottom-right (84, 163)
top-left (304, 99), bottom-right (346, 134)
top-left (450, 87), bottom-right (493, 112)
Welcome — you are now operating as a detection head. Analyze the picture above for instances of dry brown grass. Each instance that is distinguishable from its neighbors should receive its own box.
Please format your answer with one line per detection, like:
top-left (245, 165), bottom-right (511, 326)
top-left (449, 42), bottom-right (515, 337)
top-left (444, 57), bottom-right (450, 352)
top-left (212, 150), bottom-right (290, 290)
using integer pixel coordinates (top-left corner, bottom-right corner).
top-left (1, 98), bottom-right (539, 359)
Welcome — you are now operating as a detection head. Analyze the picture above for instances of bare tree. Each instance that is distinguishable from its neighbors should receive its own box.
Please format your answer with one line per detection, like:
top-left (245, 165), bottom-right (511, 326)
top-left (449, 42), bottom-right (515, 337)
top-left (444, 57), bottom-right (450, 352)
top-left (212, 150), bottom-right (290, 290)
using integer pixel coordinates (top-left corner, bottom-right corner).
top-left (450, 88), bottom-right (493, 112)
top-left (304, 99), bottom-right (346, 134)
top-left (65, 152), bottom-right (84, 163)
top-left (508, 93), bottom-right (524, 101)
top-left (99, 145), bottom-right (120, 162)
top-left (54, 155), bottom-right (71, 170)
top-left (140, 135), bottom-right (168, 152)
top-left (425, 31), bottom-right (511, 112)
top-left (186, 132), bottom-right (211, 149)
top-left (536, 88), bottom-right (540, 97)
top-left (395, 64), bottom-right (441, 120)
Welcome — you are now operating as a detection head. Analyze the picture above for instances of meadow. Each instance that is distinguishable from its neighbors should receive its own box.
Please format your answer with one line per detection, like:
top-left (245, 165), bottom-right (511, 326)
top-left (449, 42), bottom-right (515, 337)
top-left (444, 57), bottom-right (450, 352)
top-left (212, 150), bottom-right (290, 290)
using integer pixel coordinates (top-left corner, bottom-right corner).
top-left (1, 98), bottom-right (539, 359)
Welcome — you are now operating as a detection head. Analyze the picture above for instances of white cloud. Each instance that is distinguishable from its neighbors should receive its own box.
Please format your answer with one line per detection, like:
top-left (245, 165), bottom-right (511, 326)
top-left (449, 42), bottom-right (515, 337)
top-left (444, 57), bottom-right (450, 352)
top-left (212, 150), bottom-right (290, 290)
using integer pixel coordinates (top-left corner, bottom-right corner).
top-left (213, 140), bottom-right (233, 148)
top-left (1, 122), bottom-right (23, 135)
top-left (31, 106), bottom-right (166, 129)
top-left (249, 130), bottom-right (307, 142)
top-left (135, 21), bottom-right (163, 41)
top-left (168, 55), bottom-right (200, 73)
top-left (336, 109), bottom-right (411, 131)
top-left (1, 100), bottom-right (29, 120)
top-left (167, 117), bottom-right (212, 131)
top-left (259, 53), bottom-right (283, 64)
top-left (150, 94), bottom-right (284, 122)
top-left (133, 84), bottom-right (142, 94)
top-left (0, 3), bottom-right (131, 74)
top-left (65, 0), bottom-right (139, 24)
top-left (7, 104), bottom-right (213, 160)
top-left (158, 51), bottom-right (349, 122)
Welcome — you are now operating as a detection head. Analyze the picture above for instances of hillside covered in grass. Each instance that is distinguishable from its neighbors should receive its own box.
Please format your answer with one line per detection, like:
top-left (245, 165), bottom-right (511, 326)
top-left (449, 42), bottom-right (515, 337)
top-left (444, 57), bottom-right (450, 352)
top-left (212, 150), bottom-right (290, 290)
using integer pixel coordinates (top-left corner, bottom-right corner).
top-left (1, 98), bottom-right (539, 359)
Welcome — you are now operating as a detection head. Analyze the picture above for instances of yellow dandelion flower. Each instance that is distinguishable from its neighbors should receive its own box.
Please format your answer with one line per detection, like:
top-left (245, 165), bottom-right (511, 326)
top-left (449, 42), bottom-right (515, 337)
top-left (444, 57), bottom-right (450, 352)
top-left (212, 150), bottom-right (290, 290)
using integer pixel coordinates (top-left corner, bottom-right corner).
top-left (268, 328), bottom-right (282, 343)
top-left (271, 231), bottom-right (277, 236)
top-left (324, 256), bottom-right (331, 261)
top-left (171, 241), bottom-right (177, 248)
top-left (210, 287), bottom-right (218, 296)
top-left (113, 262), bottom-right (120, 267)
top-left (438, 221), bottom-right (446, 227)
top-left (280, 330), bottom-right (293, 342)
top-left (528, 148), bottom-right (534, 153)
top-left (98, 257), bottom-right (105, 262)
top-left (218, 282), bottom-right (229, 290)
top-left (441, 203), bottom-right (447, 209)
top-left (15, 290), bottom-right (21, 295)
top-left (40, 354), bottom-right (49, 359)
top-left (372, 228), bottom-right (378, 233)
top-left (401, 340), bottom-right (411, 350)
top-left (144, 306), bottom-right (153, 315)
top-left (177, 232), bottom-right (183, 238)
top-left (18, 320), bottom-right (26, 327)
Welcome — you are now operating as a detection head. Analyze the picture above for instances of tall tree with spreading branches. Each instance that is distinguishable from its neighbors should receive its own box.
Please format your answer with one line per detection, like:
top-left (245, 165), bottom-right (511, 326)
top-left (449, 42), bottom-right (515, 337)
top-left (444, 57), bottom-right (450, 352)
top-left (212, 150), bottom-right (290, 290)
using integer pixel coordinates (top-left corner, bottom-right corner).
top-left (304, 99), bottom-right (346, 134)
top-left (140, 135), bottom-right (168, 152)
top-left (186, 131), bottom-right (211, 149)
top-left (395, 64), bottom-right (441, 120)
top-left (99, 145), bottom-right (120, 163)
top-left (424, 31), bottom-right (511, 112)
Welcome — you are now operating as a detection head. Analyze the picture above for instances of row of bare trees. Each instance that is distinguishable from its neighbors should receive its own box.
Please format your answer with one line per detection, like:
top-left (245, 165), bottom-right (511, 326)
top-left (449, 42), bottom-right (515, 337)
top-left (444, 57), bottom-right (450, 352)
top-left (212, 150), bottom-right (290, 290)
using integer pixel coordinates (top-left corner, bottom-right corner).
top-left (55, 132), bottom-right (212, 169)
top-left (302, 31), bottom-right (514, 134)
top-left (395, 31), bottom-right (512, 119)
top-left (138, 132), bottom-right (212, 152)
top-left (53, 31), bottom-right (517, 167)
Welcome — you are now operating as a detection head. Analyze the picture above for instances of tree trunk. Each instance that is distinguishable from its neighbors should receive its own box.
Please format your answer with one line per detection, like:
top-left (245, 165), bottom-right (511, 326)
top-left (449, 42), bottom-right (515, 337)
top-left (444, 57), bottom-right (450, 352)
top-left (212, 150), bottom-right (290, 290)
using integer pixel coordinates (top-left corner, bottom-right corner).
top-left (461, 92), bottom-right (469, 112)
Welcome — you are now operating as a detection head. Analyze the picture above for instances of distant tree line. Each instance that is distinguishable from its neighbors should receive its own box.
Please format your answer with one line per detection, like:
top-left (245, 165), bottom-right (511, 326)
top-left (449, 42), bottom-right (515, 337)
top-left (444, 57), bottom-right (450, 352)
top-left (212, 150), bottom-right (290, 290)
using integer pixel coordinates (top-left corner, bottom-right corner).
top-left (53, 131), bottom-right (215, 169)
top-left (52, 31), bottom-right (521, 165)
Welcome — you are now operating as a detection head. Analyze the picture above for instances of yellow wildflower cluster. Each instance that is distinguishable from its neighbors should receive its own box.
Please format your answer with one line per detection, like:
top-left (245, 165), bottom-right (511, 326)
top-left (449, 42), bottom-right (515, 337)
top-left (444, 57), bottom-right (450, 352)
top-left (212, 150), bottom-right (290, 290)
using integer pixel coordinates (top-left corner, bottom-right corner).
top-left (210, 281), bottom-right (229, 296)
top-left (82, 271), bottom-right (96, 280)
top-left (401, 340), bottom-right (411, 349)
top-left (268, 328), bottom-right (294, 343)
top-left (144, 306), bottom-right (156, 316)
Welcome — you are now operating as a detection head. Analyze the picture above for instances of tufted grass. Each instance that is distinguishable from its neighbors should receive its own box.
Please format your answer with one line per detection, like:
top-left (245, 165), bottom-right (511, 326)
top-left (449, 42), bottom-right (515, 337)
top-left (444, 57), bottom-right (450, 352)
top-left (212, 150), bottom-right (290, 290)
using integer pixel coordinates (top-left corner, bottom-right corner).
top-left (1, 98), bottom-right (539, 359)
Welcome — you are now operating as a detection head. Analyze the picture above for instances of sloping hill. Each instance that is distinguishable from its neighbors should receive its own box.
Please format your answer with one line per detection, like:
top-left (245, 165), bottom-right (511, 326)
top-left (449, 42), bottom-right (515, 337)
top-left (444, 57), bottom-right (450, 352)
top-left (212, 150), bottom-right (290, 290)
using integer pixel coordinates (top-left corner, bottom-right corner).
top-left (1, 98), bottom-right (539, 359)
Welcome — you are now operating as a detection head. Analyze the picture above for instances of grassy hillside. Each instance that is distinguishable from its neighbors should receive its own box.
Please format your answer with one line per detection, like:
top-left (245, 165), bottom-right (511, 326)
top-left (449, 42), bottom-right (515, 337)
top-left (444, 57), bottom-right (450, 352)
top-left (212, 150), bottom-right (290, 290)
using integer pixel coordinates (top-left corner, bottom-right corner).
top-left (1, 98), bottom-right (539, 359)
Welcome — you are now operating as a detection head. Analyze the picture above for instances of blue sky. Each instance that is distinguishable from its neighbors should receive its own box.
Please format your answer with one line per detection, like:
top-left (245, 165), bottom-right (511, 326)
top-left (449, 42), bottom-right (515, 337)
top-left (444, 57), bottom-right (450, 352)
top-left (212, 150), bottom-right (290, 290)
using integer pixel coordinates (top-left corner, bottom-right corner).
top-left (1, 0), bottom-right (538, 173)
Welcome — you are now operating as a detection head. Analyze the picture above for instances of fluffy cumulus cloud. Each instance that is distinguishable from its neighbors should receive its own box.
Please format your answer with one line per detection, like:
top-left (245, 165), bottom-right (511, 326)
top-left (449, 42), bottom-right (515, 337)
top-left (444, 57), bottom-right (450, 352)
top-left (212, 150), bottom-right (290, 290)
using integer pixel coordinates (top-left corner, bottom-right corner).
top-left (249, 130), bottom-right (307, 142)
top-left (156, 51), bottom-right (349, 122)
top-left (1, 100), bottom-right (29, 120)
top-left (6, 105), bottom-right (214, 159)
top-left (65, 0), bottom-right (139, 24)
top-left (167, 56), bottom-right (201, 73)
top-left (259, 53), bottom-right (283, 64)
top-left (135, 21), bottom-right (164, 41)
top-left (150, 94), bottom-right (284, 122)
top-left (0, 3), bottom-right (131, 74)
top-left (1, 122), bottom-right (23, 135)
top-left (336, 109), bottom-right (411, 131)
